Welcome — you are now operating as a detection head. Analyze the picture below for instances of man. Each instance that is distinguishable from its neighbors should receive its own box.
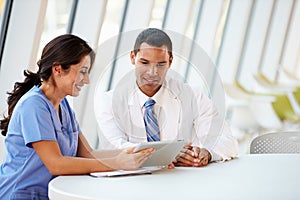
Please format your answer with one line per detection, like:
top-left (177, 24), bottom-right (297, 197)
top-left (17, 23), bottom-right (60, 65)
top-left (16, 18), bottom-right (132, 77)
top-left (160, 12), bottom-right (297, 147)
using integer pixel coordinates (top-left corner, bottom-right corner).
top-left (95, 28), bottom-right (238, 167)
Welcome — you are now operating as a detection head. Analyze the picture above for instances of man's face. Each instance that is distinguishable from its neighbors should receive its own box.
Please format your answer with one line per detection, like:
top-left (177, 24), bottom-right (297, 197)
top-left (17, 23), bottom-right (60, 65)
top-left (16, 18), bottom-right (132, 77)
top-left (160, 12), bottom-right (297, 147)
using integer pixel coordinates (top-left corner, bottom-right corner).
top-left (130, 42), bottom-right (172, 97)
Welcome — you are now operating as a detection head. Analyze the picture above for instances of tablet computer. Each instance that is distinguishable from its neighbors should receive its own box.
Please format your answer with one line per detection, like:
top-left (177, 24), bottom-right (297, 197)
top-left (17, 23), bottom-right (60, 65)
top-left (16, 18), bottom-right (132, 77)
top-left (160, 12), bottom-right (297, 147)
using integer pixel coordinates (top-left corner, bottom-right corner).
top-left (134, 140), bottom-right (185, 167)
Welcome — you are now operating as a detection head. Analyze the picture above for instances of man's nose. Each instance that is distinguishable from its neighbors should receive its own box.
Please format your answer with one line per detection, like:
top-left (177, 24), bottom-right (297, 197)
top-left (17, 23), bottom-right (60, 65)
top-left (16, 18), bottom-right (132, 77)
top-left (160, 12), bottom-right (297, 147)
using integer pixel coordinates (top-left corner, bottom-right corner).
top-left (147, 64), bottom-right (158, 75)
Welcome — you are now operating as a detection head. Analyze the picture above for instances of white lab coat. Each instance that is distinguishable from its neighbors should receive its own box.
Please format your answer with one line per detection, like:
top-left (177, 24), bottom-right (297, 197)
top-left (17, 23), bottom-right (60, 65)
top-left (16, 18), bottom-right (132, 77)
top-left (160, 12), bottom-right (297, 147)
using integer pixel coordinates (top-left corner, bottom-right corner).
top-left (95, 75), bottom-right (238, 161)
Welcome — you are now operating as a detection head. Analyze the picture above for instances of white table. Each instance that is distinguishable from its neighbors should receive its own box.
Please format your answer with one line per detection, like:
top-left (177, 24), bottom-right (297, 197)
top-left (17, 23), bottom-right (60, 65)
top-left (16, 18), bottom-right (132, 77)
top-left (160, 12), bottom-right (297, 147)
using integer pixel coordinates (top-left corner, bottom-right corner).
top-left (48, 154), bottom-right (300, 200)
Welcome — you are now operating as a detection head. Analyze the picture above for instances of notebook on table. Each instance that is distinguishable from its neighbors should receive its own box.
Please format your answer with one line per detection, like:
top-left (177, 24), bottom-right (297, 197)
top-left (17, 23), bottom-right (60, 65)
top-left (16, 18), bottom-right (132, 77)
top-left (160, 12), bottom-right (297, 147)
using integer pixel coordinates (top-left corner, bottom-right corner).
top-left (90, 166), bottom-right (163, 177)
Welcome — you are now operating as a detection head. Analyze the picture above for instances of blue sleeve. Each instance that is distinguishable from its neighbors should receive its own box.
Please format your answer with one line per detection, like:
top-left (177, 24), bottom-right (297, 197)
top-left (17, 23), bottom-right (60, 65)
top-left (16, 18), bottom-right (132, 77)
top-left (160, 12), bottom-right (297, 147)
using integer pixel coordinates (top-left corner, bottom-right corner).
top-left (16, 96), bottom-right (57, 147)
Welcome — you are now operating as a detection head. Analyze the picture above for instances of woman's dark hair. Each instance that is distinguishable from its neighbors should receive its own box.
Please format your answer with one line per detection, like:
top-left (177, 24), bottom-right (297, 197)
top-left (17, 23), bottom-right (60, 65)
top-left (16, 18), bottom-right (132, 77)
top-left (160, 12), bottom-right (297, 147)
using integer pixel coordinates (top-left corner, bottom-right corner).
top-left (133, 28), bottom-right (173, 58)
top-left (0, 34), bottom-right (95, 136)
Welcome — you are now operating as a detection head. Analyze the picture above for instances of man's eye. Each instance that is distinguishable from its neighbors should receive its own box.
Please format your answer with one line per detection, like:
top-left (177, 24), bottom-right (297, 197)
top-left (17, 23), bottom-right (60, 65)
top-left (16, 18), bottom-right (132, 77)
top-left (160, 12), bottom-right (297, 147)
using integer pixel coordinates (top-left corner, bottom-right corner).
top-left (157, 63), bottom-right (166, 67)
top-left (141, 61), bottom-right (148, 65)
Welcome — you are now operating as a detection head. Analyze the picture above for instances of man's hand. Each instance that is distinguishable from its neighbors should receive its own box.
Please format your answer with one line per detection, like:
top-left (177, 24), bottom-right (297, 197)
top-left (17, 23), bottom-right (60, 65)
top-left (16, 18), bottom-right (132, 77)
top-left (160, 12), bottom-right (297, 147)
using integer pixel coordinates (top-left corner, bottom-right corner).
top-left (191, 146), bottom-right (211, 167)
top-left (173, 142), bottom-right (211, 167)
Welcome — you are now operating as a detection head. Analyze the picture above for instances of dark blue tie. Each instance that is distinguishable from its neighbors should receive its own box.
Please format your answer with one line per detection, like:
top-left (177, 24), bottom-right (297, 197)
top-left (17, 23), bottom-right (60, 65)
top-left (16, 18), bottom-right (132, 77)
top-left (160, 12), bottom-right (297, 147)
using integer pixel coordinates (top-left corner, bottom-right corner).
top-left (144, 99), bottom-right (160, 142)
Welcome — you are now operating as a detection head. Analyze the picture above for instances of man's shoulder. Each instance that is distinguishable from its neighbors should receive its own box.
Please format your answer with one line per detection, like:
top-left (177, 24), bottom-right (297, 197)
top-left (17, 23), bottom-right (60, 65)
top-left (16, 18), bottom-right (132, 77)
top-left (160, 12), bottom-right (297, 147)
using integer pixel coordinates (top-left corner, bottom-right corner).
top-left (165, 77), bottom-right (195, 94)
top-left (165, 77), bottom-right (209, 101)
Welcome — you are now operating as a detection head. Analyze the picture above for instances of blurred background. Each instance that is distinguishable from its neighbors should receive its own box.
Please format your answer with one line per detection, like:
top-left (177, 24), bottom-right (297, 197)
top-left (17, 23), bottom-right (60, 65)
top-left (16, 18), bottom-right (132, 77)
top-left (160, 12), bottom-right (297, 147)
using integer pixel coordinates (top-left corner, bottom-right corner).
top-left (1, 0), bottom-right (300, 161)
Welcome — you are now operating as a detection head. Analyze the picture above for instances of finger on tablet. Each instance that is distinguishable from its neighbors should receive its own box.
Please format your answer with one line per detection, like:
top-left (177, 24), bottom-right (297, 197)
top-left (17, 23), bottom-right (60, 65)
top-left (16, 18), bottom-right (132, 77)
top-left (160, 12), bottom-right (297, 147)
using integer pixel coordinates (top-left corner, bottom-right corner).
top-left (136, 148), bottom-right (155, 153)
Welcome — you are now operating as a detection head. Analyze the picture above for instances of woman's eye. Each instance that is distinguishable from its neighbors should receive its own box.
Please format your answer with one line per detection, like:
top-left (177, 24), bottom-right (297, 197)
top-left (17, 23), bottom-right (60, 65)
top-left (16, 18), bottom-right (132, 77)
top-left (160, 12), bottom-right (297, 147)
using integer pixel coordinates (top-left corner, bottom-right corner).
top-left (80, 70), bottom-right (87, 75)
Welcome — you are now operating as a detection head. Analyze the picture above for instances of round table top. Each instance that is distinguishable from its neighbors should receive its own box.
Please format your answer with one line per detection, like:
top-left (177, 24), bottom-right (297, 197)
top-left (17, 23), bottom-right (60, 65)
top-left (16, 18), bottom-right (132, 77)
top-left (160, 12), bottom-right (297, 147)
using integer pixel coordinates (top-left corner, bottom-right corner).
top-left (49, 154), bottom-right (300, 200)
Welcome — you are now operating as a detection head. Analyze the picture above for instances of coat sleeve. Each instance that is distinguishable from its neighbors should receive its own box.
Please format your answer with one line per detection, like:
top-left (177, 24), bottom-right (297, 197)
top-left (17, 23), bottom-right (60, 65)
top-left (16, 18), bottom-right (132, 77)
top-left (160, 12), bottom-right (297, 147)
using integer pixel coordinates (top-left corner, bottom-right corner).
top-left (94, 90), bottom-right (136, 149)
top-left (192, 87), bottom-right (239, 161)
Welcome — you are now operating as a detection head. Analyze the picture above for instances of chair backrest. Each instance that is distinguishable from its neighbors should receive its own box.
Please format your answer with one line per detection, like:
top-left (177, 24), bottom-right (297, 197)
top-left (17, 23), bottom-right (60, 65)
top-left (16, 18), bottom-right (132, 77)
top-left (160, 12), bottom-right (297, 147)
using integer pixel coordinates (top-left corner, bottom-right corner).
top-left (250, 131), bottom-right (300, 154)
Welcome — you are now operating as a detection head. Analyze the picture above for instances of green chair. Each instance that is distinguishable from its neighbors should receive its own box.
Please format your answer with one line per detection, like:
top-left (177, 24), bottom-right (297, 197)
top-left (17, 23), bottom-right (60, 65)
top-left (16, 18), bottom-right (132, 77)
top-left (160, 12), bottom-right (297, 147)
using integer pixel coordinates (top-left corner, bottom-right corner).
top-left (292, 87), bottom-right (300, 105)
top-left (271, 94), bottom-right (300, 122)
top-left (234, 80), bottom-right (300, 123)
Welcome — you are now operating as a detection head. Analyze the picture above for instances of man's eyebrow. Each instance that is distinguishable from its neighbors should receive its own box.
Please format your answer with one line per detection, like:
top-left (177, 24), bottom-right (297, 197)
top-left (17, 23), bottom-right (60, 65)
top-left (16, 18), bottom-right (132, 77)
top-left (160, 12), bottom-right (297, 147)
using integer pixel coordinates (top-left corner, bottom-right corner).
top-left (139, 58), bottom-right (149, 61)
top-left (139, 58), bottom-right (167, 64)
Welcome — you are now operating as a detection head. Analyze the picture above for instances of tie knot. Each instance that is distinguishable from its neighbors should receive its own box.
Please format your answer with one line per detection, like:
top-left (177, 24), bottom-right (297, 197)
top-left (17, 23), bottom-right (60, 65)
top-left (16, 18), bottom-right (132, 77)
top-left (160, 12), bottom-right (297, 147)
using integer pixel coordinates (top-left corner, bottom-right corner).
top-left (144, 99), bottom-right (155, 108)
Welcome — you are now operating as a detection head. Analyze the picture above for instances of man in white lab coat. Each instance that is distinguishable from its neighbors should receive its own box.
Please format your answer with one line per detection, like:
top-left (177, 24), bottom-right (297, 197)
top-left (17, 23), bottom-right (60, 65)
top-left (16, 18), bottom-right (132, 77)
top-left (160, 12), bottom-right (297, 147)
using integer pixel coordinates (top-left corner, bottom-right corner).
top-left (95, 28), bottom-right (238, 167)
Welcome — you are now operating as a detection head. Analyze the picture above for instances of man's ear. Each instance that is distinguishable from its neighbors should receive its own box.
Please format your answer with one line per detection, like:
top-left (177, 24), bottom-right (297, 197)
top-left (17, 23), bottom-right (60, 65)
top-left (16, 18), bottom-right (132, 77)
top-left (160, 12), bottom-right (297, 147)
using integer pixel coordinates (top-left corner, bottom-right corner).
top-left (130, 51), bottom-right (136, 65)
top-left (168, 55), bottom-right (173, 67)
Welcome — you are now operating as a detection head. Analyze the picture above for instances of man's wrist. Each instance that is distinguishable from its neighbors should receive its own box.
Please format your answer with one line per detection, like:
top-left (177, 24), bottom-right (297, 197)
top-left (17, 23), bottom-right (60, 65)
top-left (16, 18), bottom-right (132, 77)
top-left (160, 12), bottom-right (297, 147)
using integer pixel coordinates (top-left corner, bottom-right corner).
top-left (208, 151), bottom-right (212, 162)
top-left (201, 148), bottom-right (212, 162)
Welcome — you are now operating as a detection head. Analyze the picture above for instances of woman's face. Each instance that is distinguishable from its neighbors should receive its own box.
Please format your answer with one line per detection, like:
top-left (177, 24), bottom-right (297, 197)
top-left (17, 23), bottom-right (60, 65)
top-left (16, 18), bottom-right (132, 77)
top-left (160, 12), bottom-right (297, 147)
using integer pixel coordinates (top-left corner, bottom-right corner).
top-left (60, 55), bottom-right (91, 97)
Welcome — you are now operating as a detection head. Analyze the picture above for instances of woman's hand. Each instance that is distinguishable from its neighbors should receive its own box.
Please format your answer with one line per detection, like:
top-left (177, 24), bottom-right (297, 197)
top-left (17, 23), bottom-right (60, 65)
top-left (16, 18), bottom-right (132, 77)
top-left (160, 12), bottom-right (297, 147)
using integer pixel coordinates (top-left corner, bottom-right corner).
top-left (113, 147), bottom-right (154, 170)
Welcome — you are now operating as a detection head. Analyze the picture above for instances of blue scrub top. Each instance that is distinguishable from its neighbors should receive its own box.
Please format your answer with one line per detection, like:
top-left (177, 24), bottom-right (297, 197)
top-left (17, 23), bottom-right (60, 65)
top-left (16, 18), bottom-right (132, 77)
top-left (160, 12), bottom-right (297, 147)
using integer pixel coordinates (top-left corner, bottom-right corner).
top-left (0, 86), bottom-right (81, 199)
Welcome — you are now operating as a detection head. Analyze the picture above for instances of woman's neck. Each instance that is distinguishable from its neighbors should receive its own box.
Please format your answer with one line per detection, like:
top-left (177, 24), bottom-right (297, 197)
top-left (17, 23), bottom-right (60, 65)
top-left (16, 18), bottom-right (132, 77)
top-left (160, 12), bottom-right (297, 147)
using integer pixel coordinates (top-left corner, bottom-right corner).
top-left (40, 82), bottom-right (64, 112)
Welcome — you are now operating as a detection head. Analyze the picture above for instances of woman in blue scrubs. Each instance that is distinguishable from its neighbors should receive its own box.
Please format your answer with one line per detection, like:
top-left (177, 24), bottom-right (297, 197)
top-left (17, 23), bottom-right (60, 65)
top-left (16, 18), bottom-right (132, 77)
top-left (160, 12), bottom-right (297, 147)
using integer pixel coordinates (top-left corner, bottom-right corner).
top-left (0, 34), bottom-right (152, 199)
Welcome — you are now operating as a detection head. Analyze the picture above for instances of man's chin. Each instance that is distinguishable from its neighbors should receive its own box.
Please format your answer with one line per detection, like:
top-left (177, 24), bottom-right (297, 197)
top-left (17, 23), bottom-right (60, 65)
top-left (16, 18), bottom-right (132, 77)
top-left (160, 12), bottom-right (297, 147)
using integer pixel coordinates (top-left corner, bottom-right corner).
top-left (71, 91), bottom-right (80, 97)
top-left (142, 82), bottom-right (159, 89)
top-left (143, 84), bottom-right (161, 92)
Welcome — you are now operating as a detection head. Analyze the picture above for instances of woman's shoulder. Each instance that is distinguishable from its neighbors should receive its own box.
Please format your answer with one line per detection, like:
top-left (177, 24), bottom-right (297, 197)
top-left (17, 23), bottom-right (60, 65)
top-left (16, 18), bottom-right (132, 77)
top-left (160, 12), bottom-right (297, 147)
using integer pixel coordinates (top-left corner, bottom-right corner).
top-left (16, 86), bottom-right (50, 110)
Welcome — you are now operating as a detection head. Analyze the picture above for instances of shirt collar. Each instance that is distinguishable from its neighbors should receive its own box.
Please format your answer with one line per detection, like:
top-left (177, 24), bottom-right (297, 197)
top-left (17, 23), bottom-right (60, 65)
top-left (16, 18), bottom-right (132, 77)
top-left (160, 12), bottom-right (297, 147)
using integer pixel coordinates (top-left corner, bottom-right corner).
top-left (136, 80), bottom-right (167, 109)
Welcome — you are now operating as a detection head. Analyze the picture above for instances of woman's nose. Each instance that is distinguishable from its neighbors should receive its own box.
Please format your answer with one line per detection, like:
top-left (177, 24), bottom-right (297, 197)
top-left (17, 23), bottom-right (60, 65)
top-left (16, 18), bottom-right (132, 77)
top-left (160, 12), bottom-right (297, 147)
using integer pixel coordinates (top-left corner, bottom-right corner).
top-left (83, 73), bottom-right (90, 84)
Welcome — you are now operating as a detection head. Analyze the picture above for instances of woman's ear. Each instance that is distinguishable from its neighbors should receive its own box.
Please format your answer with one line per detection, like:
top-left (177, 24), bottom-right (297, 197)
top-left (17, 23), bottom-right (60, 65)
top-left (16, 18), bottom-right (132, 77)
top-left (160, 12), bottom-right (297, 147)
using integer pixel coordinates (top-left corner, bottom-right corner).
top-left (130, 51), bottom-right (136, 65)
top-left (52, 64), bottom-right (62, 77)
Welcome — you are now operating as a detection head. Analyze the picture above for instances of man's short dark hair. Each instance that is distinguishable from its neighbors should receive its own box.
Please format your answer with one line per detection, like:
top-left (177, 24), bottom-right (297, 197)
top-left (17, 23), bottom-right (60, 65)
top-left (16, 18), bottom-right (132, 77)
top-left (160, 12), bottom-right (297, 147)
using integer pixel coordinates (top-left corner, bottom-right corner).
top-left (133, 28), bottom-right (173, 57)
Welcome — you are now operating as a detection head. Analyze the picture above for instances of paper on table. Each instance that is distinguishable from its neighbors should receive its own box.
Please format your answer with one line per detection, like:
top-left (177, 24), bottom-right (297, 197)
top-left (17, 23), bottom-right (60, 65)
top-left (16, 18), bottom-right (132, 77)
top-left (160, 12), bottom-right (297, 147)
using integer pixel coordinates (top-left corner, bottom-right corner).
top-left (89, 166), bottom-right (164, 177)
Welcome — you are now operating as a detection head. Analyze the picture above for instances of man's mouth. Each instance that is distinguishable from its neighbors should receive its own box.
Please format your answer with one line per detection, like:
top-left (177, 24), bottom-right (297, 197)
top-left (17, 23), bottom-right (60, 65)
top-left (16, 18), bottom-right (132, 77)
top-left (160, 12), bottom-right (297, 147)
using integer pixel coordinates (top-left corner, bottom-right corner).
top-left (144, 78), bottom-right (158, 83)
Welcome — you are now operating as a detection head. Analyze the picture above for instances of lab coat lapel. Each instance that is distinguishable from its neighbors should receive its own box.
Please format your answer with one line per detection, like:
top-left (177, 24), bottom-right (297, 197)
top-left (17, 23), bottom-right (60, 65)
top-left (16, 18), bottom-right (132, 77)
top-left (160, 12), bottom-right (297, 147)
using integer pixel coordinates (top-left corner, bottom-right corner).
top-left (158, 82), bottom-right (182, 141)
top-left (127, 88), bottom-right (147, 142)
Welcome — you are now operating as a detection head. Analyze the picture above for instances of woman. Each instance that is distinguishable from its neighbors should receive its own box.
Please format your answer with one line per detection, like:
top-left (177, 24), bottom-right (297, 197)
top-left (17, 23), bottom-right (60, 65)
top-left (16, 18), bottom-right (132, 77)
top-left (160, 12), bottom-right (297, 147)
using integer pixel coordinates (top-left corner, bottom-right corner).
top-left (0, 34), bottom-right (152, 199)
